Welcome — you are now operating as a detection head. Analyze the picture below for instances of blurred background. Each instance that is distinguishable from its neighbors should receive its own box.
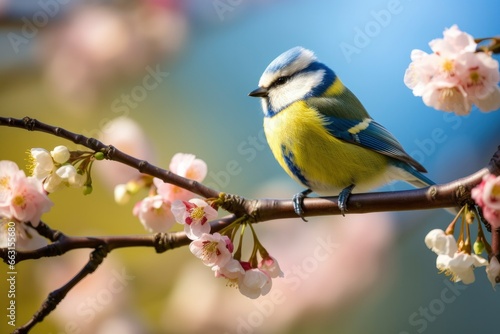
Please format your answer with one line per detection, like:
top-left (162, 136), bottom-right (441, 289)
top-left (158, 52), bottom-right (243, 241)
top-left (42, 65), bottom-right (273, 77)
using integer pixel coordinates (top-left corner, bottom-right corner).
top-left (1, 0), bottom-right (500, 333)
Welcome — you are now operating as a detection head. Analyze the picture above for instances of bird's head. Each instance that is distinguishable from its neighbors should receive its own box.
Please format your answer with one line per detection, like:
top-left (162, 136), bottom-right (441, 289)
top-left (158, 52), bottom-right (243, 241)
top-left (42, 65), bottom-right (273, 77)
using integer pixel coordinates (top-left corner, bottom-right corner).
top-left (249, 46), bottom-right (336, 117)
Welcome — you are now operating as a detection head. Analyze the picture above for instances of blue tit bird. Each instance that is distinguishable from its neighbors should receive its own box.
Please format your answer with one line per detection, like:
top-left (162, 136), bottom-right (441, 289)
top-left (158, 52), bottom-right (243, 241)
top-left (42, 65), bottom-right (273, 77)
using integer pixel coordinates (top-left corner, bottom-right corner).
top-left (249, 46), bottom-right (434, 220)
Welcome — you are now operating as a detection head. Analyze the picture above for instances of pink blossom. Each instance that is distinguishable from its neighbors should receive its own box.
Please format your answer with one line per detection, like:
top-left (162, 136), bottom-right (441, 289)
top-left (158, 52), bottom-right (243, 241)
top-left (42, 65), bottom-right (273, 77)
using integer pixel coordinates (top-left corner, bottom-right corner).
top-left (428, 25), bottom-right (476, 56)
top-left (133, 195), bottom-right (175, 232)
top-left (0, 161), bottom-right (25, 205)
top-left (213, 259), bottom-right (273, 298)
top-left (404, 25), bottom-right (500, 115)
top-left (0, 171), bottom-right (53, 226)
top-left (459, 52), bottom-right (500, 112)
top-left (422, 82), bottom-right (471, 115)
top-left (189, 233), bottom-right (233, 267)
top-left (238, 268), bottom-right (272, 299)
top-left (258, 255), bottom-right (284, 278)
top-left (404, 50), bottom-right (440, 96)
top-left (154, 153), bottom-right (207, 202)
top-left (171, 198), bottom-right (217, 240)
top-left (213, 258), bottom-right (245, 281)
top-left (161, 180), bottom-right (396, 332)
top-left (471, 173), bottom-right (500, 228)
top-left (459, 52), bottom-right (500, 100)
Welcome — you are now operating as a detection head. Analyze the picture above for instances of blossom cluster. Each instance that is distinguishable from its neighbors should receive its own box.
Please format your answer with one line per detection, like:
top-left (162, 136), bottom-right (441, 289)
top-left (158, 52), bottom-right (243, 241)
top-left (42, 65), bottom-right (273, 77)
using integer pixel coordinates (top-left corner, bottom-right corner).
top-left (0, 160), bottom-right (53, 250)
top-left (173, 198), bottom-right (283, 299)
top-left (404, 25), bottom-right (500, 115)
top-left (115, 153), bottom-right (208, 233)
top-left (425, 228), bottom-right (488, 285)
top-left (116, 152), bottom-right (283, 298)
top-left (28, 145), bottom-right (97, 194)
top-left (426, 172), bottom-right (500, 289)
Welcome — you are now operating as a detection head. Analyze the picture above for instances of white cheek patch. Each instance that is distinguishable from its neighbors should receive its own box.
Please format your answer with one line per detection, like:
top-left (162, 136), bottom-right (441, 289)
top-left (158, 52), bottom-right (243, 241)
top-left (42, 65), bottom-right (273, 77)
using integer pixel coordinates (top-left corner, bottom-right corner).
top-left (260, 98), bottom-right (269, 115)
top-left (268, 70), bottom-right (324, 112)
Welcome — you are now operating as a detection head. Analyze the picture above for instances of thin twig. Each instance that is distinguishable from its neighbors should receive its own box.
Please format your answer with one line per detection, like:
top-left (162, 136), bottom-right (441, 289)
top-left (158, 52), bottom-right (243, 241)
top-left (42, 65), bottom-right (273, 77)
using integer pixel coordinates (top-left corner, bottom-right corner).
top-left (0, 217), bottom-right (238, 264)
top-left (0, 116), bottom-right (219, 199)
top-left (13, 246), bottom-right (109, 334)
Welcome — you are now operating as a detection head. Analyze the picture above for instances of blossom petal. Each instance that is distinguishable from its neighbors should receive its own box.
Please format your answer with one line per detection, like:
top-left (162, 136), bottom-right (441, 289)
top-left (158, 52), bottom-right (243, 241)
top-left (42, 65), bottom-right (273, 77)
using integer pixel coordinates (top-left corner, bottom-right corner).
top-left (486, 256), bottom-right (500, 289)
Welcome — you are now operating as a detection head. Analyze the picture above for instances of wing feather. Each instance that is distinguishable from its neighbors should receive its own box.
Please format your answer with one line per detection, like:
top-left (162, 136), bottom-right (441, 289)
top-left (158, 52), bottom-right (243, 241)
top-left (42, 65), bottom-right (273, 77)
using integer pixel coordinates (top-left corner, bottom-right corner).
top-left (307, 92), bottom-right (427, 173)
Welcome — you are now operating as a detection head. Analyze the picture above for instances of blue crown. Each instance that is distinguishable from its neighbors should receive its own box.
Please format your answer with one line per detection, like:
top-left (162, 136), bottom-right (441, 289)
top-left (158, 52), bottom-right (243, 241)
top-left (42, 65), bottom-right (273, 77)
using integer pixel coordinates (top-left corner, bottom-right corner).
top-left (264, 46), bottom-right (313, 74)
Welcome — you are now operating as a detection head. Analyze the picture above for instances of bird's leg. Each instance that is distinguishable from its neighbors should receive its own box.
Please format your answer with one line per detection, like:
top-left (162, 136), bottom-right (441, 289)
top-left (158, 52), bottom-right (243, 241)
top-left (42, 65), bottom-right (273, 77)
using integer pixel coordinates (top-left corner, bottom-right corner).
top-left (292, 189), bottom-right (312, 222)
top-left (338, 184), bottom-right (355, 216)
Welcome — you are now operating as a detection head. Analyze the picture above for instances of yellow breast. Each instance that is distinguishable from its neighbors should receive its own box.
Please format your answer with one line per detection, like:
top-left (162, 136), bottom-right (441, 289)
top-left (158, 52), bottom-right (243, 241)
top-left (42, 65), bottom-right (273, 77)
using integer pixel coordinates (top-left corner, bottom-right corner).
top-left (263, 101), bottom-right (390, 194)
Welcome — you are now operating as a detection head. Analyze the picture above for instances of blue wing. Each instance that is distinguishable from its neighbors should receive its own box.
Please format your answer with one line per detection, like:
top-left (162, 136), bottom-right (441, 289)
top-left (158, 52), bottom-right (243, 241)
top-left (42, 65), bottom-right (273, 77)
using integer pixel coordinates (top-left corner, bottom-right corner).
top-left (307, 93), bottom-right (427, 173)
top-left (323, 116), bottom-right (427, 172)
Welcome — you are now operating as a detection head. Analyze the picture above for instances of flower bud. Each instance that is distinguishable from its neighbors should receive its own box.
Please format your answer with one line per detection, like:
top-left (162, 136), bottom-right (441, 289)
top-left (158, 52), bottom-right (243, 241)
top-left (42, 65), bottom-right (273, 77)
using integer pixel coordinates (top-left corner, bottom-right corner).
top-left (83, 185), bottom-right (93, 195)
top-left (51, 145), bottom-right (70, 164)
top-left (94, 152), bottom-right (105, 160)
top-left (473, 239), bottom-right (485, 255)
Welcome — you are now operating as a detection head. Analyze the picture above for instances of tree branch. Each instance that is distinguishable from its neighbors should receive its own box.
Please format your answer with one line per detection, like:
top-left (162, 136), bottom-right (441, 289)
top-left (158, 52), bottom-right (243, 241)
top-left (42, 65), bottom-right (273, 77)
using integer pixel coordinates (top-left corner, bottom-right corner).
top-left (0, 116), bottom-right (219, 199)
top-left (1, 214), bottom-right (236, 333)
top-left (1, 217), bottom-right (238, 264)
top-left (13, 246), bottom-right (109, 334)
top-left (1, 116), bottom-right (499, 334)
top-left (2, 116), bottom-right (497, 222)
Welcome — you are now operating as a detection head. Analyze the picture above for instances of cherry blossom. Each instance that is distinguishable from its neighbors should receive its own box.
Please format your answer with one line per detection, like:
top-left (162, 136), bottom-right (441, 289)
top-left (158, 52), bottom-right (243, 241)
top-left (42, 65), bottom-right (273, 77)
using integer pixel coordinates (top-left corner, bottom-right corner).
top-left (258, 255), bottom-right (284, 278)
top-left (424, 229), bottom-right (457, 255)
top-left (171, 198), bottom-right (217, 240)
top-left (238, 267), bottom-right (272, 299)
top-left (189, 233), bottom-right (234, 267)
top-left (425, 229), bottom-right (488, 284)
top-left (212, 258), bottom-right (245, 286)
top-left (0, 161), bottom-right (25, 205)
top-left (0, 166), bottom-right (53, 226)
top-left (436, 252), bottom-right (488, 284)
top-left (28, 146), bottom-right (88, 193)
top-left (154, 153), bottom-right (207, 202)
top-left (471, 173), bottom-right (500, 229)
top-left (486, 256), bottom-right (500, 289)
top-left (133, 195), bottom-right (175, 233)
top-left (30, 148), bottom-right (55, 181)
top-left (404, 25), bottom-right (500, 115)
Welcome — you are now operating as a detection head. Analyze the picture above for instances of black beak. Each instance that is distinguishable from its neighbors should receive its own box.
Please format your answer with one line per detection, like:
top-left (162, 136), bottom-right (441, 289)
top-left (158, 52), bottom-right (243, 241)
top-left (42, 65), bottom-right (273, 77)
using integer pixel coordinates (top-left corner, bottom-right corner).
top-left (248, 87), bottom-right (269, 97)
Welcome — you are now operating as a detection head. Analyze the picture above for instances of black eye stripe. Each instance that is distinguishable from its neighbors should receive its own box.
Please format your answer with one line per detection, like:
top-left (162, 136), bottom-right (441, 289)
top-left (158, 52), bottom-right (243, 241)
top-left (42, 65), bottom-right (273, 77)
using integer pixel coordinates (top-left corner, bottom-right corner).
top-left (272, 75), bottom-right (291, 87)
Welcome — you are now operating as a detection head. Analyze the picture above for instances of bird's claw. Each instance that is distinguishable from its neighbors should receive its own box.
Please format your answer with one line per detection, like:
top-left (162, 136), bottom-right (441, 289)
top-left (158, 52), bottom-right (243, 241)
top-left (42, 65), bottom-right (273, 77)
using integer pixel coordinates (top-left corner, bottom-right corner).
top-left (293, 189), bottom-right (312, 222)
top-left (338, 184), bottom-right (355, 216)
